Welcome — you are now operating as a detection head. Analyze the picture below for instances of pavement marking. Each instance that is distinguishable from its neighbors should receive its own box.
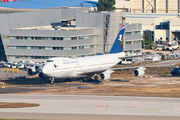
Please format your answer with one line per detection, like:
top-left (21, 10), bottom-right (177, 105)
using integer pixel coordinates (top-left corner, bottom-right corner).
top-left (158, 108), bottom-right (161, 113)
top-left (126, 106), bottom-right (139, 108)
top-left (96, 105), bottom-right (109, 107)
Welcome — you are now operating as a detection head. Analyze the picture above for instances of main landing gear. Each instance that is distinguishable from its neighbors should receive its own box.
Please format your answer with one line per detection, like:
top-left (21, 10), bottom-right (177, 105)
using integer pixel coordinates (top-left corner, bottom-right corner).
top-left (78, 75), bottom-right (102, 84)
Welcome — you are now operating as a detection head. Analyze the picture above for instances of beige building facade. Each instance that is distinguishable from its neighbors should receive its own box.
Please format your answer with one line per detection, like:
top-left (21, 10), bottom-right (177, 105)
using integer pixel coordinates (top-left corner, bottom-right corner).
top-left (123, 13), bottom-right (180, 43)
top-left (131, 0), bottom-right (180, 13)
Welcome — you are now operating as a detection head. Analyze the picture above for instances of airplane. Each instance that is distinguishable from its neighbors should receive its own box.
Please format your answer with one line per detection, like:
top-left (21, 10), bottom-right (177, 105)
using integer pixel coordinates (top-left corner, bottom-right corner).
top-left (26, 25), bottom-right (174, 84)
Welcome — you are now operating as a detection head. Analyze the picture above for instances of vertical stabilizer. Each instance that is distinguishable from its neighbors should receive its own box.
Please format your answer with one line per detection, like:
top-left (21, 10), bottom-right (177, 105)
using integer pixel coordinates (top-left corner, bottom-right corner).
top-left (109, 25), bottom-right (126, 54)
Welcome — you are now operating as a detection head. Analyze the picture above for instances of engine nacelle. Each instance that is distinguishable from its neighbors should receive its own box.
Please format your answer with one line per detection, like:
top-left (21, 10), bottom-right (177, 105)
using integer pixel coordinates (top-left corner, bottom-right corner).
top-left (39, 72), bottom-right (46, 79)
top-left (133, 67), bottom-right (146, 77)
top-left (99, 72), bottom-right (111, 80)
top-left (27, 67), bottom-right (38, 76)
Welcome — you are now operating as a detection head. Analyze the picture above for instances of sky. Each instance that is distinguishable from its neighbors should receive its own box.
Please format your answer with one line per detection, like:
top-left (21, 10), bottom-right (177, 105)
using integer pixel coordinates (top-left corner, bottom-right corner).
top-left (0, 0), bottom-right (98, 9)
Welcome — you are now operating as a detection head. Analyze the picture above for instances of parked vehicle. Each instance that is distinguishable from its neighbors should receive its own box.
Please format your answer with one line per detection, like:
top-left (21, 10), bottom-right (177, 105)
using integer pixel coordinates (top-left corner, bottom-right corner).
top-left (11, 64), bottom-right (17, 68)
top-left (166, 42), bottom-right (179, 51)
top-left (4, 63), bottom-right (12, 68)
top-left (156, 52), bottom-right (164, 56)
top-left (166, 54), bottom-right (180, 59)
top-left (19, 61), bottom-right (25, 63)
top-left (18, 64), bottom-right (25, 69)
top-left (121, 59), bottom-right (133, 64)
top-left (143, 55), bottom-right (153, 60)
top-left (25, 64), bottom-right (31, 69)
top-left (0, 63), bottom-right (4, 68)
top-left (171, 67), bottom-right (180, 76)
top-left (145, 52), bottom-right (153, 55)
top-left (155, 45), bottom-right (164, 51)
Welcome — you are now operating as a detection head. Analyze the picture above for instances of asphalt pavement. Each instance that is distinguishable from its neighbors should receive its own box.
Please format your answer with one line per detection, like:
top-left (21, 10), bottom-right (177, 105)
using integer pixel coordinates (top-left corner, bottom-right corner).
top-left (0, 82), bottom-right (91, 94)
top-left (0, 95), bottom-right (180, 120)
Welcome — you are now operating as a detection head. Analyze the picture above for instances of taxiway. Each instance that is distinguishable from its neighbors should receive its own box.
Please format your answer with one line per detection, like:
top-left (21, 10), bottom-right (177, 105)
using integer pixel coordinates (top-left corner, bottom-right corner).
top-left (0, 95), bottom-right (180, 120)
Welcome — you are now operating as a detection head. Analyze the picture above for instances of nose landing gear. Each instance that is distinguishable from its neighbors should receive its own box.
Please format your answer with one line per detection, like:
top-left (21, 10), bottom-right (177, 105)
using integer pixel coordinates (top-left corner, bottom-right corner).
top-left (50, 78), bottom-right (55, 85)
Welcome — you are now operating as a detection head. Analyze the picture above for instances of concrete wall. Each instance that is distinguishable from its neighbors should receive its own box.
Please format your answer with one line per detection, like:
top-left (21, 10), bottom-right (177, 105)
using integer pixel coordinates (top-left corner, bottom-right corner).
top-left (115, 0), bottom-right (130, 12)
top-left (125, 17), bottom-right (156, 35)
top-left (125, 43), bottom-right (142, 51)
top-left (154, 30), bottom-right (169, 41)
top-left (124, 23), bottom-right (142, 52)
top-left (10, 28), bottom-right (96, 37)
top-left (61, 7), bottom-right (89, 19)
top-left (105, 12), bottom-right (122, 53)
top-left (9, 9), bottom-right (61, 29)
top-left (0, 14), bottom-right (9, 36)
top-left (76, 12), bottom-right (104, 53)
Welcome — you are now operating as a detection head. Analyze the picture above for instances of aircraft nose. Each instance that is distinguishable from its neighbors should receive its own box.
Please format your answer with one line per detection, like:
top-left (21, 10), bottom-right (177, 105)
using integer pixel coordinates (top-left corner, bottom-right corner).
top-left (42, 67), bottom-right (47, 74)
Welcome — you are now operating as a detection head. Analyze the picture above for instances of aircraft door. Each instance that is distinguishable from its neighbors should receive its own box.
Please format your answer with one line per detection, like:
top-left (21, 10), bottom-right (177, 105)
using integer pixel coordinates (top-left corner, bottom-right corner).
top-left (54, 59), bottom-right (60, 71)
top-left (87, 62), bottom-right (89, 70)
top-left (99, 61), bottom-right (101, 68)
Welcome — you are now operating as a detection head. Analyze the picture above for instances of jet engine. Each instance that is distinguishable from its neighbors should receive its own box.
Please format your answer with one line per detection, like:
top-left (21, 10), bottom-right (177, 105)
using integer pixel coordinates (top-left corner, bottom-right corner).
top-left (27, 66), bottom-right (39, 76)
top-left (99, 71), bottom-right (112, 80)
top-left (133, 67), bottom-right (146, 77)
top-left (39, 72), bottom-right (46, 79)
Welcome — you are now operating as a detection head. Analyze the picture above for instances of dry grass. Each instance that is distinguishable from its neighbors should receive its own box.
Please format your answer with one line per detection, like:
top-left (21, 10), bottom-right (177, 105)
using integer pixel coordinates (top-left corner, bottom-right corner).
top-left (0, 102), bottom-right (40, 108)
top-left (22, 83), bottom-right (180, 97)
top-left (111, 66), bottom-right (173, 78)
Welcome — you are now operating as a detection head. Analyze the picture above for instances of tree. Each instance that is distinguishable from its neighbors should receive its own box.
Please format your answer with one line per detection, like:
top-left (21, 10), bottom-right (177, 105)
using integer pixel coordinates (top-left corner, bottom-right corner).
top-left (142, 31), bottom-right (153, 49)
top-left (161, 54), bottom-right (165, 60)
top-left (97, 0), bottom-right (116, 11)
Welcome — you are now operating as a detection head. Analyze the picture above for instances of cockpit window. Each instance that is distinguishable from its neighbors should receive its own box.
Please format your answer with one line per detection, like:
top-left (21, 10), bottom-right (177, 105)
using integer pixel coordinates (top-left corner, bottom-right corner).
top-left (47, 60), bottom-right (54, 62)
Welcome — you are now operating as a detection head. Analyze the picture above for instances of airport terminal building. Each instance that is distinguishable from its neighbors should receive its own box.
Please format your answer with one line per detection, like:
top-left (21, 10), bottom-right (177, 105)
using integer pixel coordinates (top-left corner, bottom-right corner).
top-left (0, 7), bottom-right (142, 62)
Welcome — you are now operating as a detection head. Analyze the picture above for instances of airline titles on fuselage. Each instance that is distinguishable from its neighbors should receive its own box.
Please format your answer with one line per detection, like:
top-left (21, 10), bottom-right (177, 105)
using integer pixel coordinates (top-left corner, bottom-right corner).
top-left (63, 61), bottom-right (79, 64)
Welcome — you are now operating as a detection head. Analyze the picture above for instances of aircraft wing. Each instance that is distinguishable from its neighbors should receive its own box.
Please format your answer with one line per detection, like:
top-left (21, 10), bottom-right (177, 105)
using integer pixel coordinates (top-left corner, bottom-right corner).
top-left (76, 60), bottom-right (176, 76)
top-left (25, 62), bottom-right (44, 68)
top-left (112, 63), bottom-right (175, 71)
top-left (118, 54), bottom-right (143, 59)
top-left (76, 70), bottom-right (106, 76)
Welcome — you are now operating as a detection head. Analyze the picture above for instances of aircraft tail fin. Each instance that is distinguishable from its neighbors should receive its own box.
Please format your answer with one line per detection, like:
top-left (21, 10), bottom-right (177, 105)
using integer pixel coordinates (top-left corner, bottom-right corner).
top-left (109, 25), bottom-right (126, 54)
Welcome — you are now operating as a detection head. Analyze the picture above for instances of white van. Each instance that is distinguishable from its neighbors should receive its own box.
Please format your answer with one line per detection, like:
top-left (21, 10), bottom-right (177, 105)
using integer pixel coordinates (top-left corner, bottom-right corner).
top-left (121, 59), bottom-right (133, 64)
top-left (166, 42), bottom-right (179, 51)
top-left (155, 45), bottom-right (164, 51)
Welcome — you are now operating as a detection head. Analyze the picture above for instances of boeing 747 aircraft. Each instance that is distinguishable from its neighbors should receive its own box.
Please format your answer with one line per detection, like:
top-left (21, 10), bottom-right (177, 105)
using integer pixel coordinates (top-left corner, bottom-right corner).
top-left (26, 26), bottom-right (173, 84)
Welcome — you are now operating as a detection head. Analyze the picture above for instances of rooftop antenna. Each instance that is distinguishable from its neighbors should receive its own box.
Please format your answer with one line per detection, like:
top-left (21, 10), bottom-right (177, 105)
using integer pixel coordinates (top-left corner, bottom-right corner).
top-left (80, 2), bottom-right (83, 7)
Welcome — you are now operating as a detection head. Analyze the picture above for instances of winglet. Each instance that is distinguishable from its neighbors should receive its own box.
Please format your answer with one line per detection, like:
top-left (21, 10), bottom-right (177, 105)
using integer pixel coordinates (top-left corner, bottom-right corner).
top-left (109, 25), bottom-right (126, 54)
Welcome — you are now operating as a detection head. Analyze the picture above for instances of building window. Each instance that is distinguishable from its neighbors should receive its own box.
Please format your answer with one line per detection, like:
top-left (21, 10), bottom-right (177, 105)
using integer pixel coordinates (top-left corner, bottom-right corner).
top-left (45, 47), bottom-right (53, 50)
top-left (126, 41), bottom-right (132, 44)
top-left (84, 45), bottom-right (90, 49)
top-left (71, 37), bottom-right (77, 40)
top-left (10, 46), bottom-right (16, 49)
top-left (9, 35), bottom-right (97, 41)
top-left (9, 44), bottom-right (96, 51)
top-left (10, 36), bottom-right (16, 39)
top-left (63, 37), bottom-right (71, 40)
top-left (57, 37), bottom-right (63, 40)
top-left (125, 31), bottom-right (141, 35)
top-left (125, 32), bottom-right (131, 35)
top-left (72, 47), bottom-right (77, 50)
top-left (63, 47), bottom-right (68, 50)
top-left (79, 46), bottom-right (84, 49)
top-left (41, 37), bottom-right (45, 40)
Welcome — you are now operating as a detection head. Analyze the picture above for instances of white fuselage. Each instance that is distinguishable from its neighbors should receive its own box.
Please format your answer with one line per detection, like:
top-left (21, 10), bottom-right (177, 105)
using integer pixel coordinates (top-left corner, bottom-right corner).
top-left (42, 52), bottom-right (125, 78)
